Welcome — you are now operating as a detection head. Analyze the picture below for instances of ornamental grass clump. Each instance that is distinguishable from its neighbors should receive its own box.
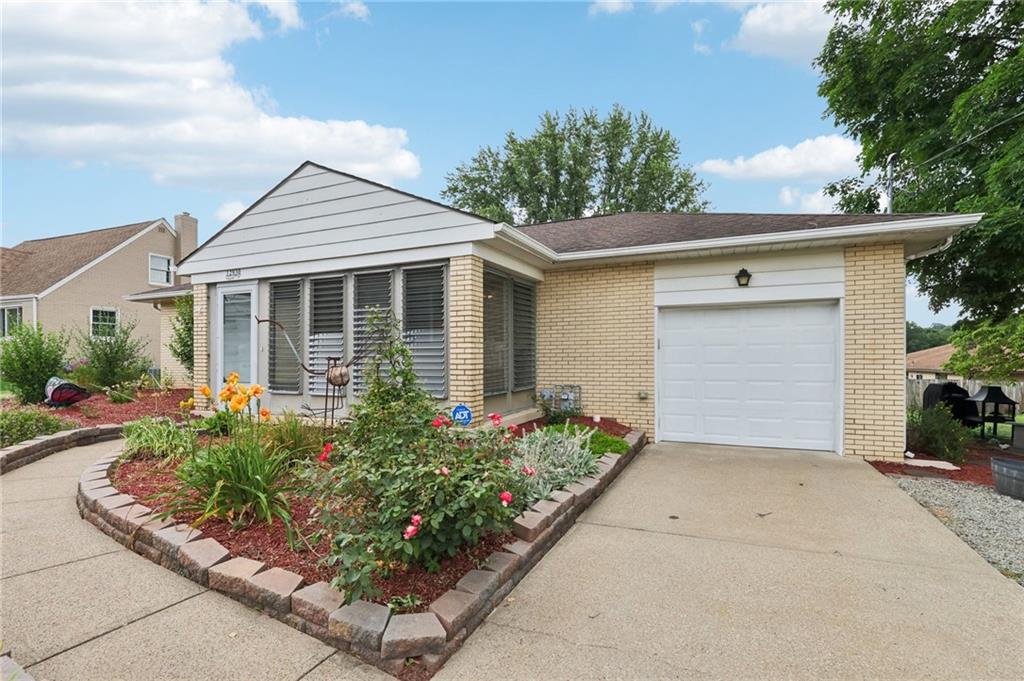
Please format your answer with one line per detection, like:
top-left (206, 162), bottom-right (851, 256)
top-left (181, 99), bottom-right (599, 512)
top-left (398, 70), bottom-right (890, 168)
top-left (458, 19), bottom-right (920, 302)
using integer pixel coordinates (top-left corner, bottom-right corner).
top-left (301, 313), bottom-right (527, 603)
top-left (122, 416), bottom-right (196, 464)
top-left (511, 427), bottom-right (600, 505)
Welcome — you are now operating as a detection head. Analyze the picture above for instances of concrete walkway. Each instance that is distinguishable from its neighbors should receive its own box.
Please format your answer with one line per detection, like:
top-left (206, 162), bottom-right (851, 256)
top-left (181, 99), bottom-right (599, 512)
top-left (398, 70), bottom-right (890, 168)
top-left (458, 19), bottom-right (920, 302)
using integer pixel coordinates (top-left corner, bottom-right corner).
top-left (0, 439), bottom-right (389, 681)
top-left (437, 443), bottom-right (1024, 680)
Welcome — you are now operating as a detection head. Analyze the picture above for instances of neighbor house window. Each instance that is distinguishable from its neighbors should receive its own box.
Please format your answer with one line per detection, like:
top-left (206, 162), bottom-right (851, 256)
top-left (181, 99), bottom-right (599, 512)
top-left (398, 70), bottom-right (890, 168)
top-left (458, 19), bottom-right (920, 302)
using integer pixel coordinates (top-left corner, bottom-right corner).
top-left (308, 277), bottom-right (345, 395)
top-left (403, 265), bottom-right (446, 398)
top-left (352, 271), bottom-right (393, 393)
top-left (268, 280), bottom-right (302, 393)
top-left (1, 307), bottom-right (23, 337)
top-left (91, 307), bottom-right (118, 337)
top-left (484, 270), bottom-right (536, 396)
top-left (149, 254), bottom-right (172, 285)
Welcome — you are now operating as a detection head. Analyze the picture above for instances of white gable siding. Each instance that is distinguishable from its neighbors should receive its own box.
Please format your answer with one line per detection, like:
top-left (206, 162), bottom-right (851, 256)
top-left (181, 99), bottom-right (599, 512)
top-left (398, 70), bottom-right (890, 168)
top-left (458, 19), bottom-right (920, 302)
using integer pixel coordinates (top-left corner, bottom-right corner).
top-left (180, 164), bottom-right (496, 276)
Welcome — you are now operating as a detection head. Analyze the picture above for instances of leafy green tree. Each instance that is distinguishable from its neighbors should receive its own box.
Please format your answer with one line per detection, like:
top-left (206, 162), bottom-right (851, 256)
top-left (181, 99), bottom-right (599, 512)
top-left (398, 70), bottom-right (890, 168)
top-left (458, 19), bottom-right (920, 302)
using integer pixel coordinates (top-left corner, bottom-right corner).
top-left (76, 316), bottom-right (149, 388)
top-left (947, 315), bottom-right (1024, 381)
top-left (168, 295), bottom-right (194, 378)
top-left (906, 321), bottom-right (954, 353)
top-left (0, 324), bottom-right (68, 404)
top-left (442, 105), bottom-right (708, 225)
top-left (816, 0), bottom-right (1024, 321)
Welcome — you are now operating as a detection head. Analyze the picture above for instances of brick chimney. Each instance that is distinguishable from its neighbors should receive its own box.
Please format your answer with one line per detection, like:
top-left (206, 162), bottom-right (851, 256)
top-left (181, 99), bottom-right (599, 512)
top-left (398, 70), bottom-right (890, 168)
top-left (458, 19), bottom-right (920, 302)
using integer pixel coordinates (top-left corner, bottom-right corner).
top-left (174, 212), bottom-right (198, 283)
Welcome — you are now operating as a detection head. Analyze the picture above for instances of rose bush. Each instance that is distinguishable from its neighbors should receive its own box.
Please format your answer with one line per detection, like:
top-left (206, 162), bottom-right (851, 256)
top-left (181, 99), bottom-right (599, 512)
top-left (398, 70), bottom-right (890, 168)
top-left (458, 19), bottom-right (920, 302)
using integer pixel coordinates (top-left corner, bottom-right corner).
top-left (301, 314), bottom-right (528, 602)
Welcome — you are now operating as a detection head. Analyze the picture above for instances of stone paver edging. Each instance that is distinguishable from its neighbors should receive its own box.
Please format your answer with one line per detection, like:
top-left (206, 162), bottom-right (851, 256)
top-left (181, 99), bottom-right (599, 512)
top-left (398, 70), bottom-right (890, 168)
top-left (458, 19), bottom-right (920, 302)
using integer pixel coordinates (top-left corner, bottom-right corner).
top-left (0, 424), bottom-right (123, 475)
top-left (76, 429), bottom-right (646, 677)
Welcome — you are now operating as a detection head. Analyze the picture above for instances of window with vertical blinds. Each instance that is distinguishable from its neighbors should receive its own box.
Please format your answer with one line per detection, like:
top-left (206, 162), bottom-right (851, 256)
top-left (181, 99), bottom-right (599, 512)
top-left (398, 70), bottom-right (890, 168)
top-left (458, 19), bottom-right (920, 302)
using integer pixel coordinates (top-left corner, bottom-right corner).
top-left (308, 277), bottom-right (344, 395)
top-left (512, 281), bottom-right (536, 391)
top-left (403, 266), bottom-right (446, 398)
top-left (483, 271), bottom-right (509, 396)
top-left (269, 280), bottom-right (302, 392)
top-left (353, 271), bottom-right (393, 393)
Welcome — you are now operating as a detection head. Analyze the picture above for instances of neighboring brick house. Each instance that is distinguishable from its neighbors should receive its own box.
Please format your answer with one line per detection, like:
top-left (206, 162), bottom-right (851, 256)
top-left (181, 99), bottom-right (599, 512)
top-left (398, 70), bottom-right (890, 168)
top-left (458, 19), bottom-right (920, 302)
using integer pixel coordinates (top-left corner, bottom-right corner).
top-left (0, 215), bottom-right (197, 383)
top-left (176, 161), bottom-right (983, 460)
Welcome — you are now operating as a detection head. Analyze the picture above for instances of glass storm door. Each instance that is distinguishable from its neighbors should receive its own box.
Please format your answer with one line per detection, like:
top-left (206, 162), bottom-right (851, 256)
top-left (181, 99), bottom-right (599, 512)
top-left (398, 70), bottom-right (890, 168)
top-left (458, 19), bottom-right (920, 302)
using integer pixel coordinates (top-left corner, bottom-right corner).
top-left (219, 284), bottom-right (257, 384)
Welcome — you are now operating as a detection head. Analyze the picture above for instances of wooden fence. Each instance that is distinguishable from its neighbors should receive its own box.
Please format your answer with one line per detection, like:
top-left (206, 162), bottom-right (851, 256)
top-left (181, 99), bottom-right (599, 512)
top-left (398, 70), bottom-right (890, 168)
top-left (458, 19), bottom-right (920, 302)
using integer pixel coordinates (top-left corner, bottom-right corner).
top-left (906, 378), bottom-right (1023, 410)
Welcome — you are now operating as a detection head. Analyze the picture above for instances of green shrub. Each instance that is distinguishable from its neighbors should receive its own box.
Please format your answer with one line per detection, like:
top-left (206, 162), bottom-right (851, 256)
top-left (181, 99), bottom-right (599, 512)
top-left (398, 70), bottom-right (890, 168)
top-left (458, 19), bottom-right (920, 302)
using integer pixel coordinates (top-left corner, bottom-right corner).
top-left (0, 323), bottom-right (68, 403)
top-left (543, 423), bottom-right (628, 456)
top-left (168, 295), bottom-right (194, 378)
top-left (158, 438), bottom-right (296, 529)
top-left (537, 399), bottom-right (582, 426)
top-left (0, 407), bottom-right (72, 447)
top-left (122, 417), bottom-right (195, 463)
top-left (263, 410), bottom-right (323, 460)
top-left (907, 404), bottom-right (972, 464)
top-left (75, 316), bottom-right (149, 388)
top-left (198, 409), bottom-right (235, 436)
top-left (511, 427), bottom-right (600, 505)
top-left (302, 313), bottom-right (524, 603)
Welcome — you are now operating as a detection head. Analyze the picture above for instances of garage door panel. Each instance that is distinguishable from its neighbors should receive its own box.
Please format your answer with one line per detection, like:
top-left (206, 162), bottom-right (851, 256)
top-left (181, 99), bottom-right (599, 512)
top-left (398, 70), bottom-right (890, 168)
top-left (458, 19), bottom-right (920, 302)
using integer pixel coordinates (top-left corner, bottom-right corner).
top-left (658, 302), bottom-right (838, 452)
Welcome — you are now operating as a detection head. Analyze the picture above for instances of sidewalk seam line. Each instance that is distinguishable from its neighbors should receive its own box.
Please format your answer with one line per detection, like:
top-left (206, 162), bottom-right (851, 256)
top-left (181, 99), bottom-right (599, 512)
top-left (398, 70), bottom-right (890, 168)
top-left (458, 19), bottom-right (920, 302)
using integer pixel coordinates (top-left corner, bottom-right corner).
top-left (1, 549), bottom-right (125, 581)
top-left (295, 651), bottom-right (337, 681)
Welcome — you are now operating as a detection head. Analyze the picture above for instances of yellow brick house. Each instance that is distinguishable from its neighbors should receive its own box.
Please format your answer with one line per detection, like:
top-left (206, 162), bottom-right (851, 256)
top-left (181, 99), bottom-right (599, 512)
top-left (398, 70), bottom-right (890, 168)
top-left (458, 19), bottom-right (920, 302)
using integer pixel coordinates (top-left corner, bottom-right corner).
top-left (177, 161), bottom-right (982, 461)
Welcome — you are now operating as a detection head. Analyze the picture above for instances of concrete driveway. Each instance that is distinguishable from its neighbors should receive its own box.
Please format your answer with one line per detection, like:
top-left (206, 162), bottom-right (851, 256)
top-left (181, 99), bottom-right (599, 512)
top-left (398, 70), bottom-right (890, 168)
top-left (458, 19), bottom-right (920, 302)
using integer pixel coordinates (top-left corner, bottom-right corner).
top-left (438, 443), bottom-right (1024, 680)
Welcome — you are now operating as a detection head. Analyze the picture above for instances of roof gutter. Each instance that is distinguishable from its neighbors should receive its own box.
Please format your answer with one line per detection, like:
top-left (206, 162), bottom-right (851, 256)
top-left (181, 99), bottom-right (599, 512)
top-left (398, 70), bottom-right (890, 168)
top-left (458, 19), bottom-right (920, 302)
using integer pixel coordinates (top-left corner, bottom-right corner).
top-left (493, 223), bottom-right (559, 263)
top-left (544, 213), bottom-right (985, 263)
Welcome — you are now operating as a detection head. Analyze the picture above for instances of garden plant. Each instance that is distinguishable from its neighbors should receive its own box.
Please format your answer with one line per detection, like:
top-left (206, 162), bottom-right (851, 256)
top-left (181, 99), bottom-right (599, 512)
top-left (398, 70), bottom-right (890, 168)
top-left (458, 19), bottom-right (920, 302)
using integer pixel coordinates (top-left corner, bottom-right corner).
top-left (0, 323), bottom-right (68, 403)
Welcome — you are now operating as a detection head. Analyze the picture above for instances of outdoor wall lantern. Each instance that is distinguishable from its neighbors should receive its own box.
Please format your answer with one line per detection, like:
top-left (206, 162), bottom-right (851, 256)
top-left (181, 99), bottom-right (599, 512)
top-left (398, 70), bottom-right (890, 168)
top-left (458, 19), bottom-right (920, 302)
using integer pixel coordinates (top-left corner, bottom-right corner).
top-left (735, 268), bottom-right (752, 287)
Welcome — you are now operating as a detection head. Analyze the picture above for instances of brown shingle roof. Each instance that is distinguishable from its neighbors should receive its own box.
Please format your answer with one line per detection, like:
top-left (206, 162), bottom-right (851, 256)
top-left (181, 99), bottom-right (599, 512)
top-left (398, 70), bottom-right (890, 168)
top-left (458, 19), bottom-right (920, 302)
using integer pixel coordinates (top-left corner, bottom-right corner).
top-left (515, 212), bottom-right (945, 253)
top-left (0, 221), bottom-right (155, 296)
top-left (906, 344), bottom-right (955, 373)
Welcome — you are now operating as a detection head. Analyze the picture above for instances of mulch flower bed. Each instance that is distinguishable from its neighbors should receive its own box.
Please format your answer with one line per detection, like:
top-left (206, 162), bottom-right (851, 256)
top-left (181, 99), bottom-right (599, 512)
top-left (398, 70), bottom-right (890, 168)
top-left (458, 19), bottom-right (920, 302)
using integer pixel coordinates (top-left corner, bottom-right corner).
top-left (517, 415), bottom-right (633, 438)
top-left (55, 389), bottom-right (192, 427)
top-left (112, 457), bottom-right (512, 611)
top-left (869, 442), bottom-right (1024, 487)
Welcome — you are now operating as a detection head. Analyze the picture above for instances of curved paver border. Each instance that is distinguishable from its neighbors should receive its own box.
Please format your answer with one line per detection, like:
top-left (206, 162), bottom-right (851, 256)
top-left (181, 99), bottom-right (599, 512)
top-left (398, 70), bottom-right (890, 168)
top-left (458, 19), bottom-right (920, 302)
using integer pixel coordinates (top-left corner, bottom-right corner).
top-left (0, 424), bottom-right (124, 475)
top-left (77, 429), bottom-right (646, 677)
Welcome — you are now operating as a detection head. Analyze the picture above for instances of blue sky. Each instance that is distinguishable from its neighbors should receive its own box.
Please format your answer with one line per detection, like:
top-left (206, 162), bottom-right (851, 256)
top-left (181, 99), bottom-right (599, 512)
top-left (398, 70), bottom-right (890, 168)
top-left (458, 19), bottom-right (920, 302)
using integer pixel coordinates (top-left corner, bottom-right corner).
top-left (1, 1), bottom-right (956, 323)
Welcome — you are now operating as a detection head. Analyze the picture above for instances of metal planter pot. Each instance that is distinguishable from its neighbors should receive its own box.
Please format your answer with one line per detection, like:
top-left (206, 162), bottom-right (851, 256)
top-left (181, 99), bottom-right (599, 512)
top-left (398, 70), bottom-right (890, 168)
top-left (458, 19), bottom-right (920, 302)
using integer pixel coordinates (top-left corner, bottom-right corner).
top-left (991, 458), bottom-right (1024, 500)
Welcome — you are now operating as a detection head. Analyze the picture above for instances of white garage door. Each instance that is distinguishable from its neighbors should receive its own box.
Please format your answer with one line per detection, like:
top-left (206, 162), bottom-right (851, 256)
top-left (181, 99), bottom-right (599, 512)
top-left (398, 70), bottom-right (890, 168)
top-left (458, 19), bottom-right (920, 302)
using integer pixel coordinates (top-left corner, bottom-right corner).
top-left (657, 302), bottom-right (838, 451)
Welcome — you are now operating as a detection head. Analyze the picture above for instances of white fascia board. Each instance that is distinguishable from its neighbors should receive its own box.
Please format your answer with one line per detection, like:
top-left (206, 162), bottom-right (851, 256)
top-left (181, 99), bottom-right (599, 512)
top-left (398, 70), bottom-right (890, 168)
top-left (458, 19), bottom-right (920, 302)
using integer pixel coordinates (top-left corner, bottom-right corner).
top-left (124, 288), bottom-right (192, 303)
top-left (493, 224), bottom-right (558, 262)
top-left (0, 294), bottom-right (38, 303)
top-left (188, 242), bottom-right (476, 285)
top-left (38, 219), bottom-right (169, 299)
top-left (471, 242), bottom-right (546, 281)
top-left (550, 214), bottom-right (984, 263)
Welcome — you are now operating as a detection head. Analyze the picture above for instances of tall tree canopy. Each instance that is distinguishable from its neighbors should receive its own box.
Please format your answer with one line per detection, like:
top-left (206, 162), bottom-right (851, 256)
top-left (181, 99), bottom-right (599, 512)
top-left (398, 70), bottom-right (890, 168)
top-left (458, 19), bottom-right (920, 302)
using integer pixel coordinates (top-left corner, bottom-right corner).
top-left (441, 105), bottom-right (708, 225)
top-left (816, 0), bottom-right (1024, 322)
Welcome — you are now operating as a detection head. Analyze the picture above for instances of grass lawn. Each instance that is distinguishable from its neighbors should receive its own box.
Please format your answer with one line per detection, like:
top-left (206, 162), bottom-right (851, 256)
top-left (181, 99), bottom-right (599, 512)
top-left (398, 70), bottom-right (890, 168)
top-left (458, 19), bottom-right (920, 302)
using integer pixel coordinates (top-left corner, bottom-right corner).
top-left (992, 413), bottom-right (1024, 441)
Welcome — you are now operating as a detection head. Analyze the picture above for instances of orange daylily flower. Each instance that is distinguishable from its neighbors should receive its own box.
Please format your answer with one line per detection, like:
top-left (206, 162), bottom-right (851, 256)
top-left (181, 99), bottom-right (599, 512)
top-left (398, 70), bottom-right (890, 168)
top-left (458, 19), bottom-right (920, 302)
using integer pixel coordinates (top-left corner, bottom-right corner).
top-left (249, 384), bottom-right (264, 397)
top-left (199, 384), bottom-right (212, 399)
top-left (259, 406), bottom-right (271, 421)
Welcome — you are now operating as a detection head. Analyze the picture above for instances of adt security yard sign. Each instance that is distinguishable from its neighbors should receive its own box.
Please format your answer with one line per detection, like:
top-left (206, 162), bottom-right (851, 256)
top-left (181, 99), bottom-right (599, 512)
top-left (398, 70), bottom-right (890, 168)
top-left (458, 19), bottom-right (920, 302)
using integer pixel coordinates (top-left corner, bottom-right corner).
top-left (451, 403), bottom-right (473, 426)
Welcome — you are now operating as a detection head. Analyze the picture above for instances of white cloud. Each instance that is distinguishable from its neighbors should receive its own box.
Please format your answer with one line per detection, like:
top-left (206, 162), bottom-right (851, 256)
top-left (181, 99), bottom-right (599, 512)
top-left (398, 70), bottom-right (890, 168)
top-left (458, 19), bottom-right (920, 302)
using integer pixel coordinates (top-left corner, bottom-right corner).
top-left (337, 1), bottom-right (370, 21)
top-left (215, 201), bottom-right (247, 223)
top-left (691, 18), bottom-right (709, 35)
top-left (694, 42), bottom-right (712, 55)
top-left (728, 1), bottom-right (833, 65)
top-left (249, 0), bottom-right (303, 29)
top-left (778, 186), bottom-right (835, 213)
top-left (1, 1), bottom-right (419, 192)
top-left (652, 1), bottom-right (683, 12)
top-left (589, 1), bottom-right (634, 17)
top-left (697, 135), bottom-right (860, 181)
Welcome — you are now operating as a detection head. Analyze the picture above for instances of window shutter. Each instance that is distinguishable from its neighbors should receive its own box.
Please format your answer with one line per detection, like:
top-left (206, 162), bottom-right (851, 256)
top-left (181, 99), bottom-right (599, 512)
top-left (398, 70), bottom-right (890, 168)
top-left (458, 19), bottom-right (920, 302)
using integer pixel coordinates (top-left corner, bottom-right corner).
top-left (403, 266), bottom-right (446, 398)
top-left (512, 280), bottom-right (536, 391)
top-left (353, 271), bottom-right (393, 393)
top-left (268, 280), bottom-right (302, 392)
top-left (309, 277), bottom-right (344, 395)
top-left (483, 271), bottom-right (508, 396)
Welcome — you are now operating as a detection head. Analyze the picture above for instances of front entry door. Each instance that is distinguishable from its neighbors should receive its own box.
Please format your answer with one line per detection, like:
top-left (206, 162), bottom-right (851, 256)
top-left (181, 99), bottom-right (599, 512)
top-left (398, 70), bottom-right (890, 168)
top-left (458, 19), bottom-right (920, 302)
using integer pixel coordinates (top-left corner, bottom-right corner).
top-left (218, 284), bottom-right (257, 384)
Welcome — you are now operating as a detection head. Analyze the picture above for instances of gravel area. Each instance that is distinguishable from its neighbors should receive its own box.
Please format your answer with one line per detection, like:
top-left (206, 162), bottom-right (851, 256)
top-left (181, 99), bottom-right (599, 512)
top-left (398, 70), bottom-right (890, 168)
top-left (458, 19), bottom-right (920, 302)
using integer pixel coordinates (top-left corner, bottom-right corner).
top-left (895, 476), bottom-right (1024, 585)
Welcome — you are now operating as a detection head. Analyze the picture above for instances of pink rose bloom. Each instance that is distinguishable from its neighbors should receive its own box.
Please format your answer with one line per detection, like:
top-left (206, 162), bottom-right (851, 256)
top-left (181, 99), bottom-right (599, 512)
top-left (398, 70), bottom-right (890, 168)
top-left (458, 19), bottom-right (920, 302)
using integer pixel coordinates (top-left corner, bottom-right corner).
top-left (435, 466), bottom-right (450, 477)
top-left (508, 423), bottom-right (518, 433)
top-left (432, 417), bottom-right (443, 428)
top-left (499, 490), bottom-right (513, 507)
top-left (403, 525), bottom-right (419, 540)
top-left (487, 412), bottom-right (503, 427)
top-left (502, 457), bottom-right (511, 466)
top-left (410, 514), bottom-right (422, 527)
top-left (521, 465), bottom-right (536, 477)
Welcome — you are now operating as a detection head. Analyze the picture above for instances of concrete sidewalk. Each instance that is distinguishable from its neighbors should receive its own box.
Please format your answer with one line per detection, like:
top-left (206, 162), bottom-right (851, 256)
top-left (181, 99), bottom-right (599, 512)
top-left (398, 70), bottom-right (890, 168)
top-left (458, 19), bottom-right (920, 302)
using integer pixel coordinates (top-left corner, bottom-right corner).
top-left (0, 439), bottom-right (388, 681)
top-left (437, 443), bottom-right (1024, 680)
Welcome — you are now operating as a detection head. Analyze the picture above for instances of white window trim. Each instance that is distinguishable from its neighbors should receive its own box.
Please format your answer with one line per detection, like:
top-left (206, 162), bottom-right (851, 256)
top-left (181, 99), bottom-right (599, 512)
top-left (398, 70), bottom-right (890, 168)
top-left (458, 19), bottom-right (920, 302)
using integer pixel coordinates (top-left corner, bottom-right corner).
top-left (216, 283), bottom-right (259, 385)
top-left (148, 252), bottom-right (174, 287)
top-left (90, 306), bottom-right (120, 338)
top-left (1, 305), bottom-right (24, 337)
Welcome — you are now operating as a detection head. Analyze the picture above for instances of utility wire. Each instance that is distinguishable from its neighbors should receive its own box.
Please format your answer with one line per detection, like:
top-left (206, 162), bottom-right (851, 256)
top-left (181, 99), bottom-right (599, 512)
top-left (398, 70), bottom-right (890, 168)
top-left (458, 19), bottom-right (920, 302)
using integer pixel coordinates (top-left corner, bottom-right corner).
top-left (898, 108), bottom-right (1024, 177)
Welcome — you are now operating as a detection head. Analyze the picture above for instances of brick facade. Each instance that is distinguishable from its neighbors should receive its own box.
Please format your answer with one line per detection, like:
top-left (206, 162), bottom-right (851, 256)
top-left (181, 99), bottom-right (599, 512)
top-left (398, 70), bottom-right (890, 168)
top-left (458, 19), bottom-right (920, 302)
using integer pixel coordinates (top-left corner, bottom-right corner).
top-left (536, 262), bottom-right (655, 434)
top-left (192, 283), bottom-right (210, 406)
top-left (447, 255), bottom-right (484, 424)
top-left (843, 242), bottom-right (906, 460)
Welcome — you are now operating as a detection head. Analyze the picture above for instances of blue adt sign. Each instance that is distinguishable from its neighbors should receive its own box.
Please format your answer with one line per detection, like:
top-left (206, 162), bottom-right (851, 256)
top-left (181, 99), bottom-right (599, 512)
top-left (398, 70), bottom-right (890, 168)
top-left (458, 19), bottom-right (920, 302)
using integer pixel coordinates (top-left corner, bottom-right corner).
top-left (451, 403), bottom-right (473, 427)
